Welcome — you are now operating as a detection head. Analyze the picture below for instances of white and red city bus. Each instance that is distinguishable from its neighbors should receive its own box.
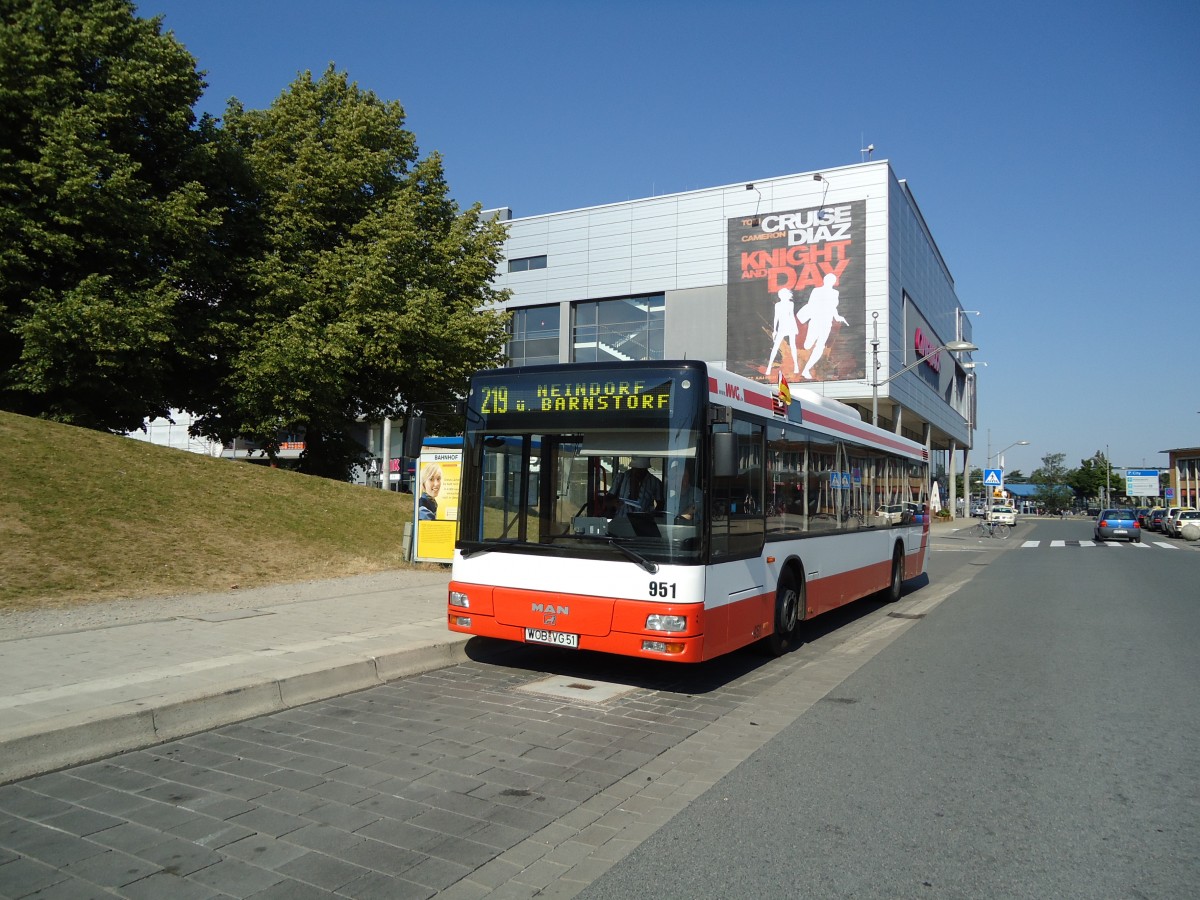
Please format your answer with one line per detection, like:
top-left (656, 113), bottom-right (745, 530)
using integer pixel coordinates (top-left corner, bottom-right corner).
top-left (448, 360), bottom-right (930, 662)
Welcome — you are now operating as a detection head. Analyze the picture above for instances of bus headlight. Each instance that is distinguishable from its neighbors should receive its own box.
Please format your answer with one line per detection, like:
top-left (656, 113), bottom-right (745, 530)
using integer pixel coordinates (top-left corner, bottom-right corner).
top-left (449, 590), bottom-right (470, 608)
top-left (643, 640), bottom-right (686, 654)
top-left (645, 614), bottom-right (687, 632)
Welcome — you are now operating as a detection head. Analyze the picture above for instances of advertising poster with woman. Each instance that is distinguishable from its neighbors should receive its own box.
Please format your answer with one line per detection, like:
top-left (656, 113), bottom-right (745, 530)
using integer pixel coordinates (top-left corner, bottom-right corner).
top-left (726, 200), bottom-right (866, 384)
top-left (414, 449), bottom-right (462, 563)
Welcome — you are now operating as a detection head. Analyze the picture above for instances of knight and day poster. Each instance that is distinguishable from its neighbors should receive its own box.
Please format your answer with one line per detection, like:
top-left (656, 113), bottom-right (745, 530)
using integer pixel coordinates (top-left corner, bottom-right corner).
top-left (726, 200), bottom-right (866, 384)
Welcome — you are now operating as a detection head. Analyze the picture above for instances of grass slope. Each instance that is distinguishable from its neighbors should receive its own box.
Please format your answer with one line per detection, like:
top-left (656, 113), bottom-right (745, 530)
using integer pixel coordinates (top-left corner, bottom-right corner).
top-left (0, 411), bottom-right (419, 611)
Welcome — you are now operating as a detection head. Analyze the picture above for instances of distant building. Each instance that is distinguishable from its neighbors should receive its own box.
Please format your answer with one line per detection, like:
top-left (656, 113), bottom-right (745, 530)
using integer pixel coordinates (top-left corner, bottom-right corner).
top-left (1161, 446), bottom-right (1199, 508)
top-left (126, 414), bottom-right (312, 466)
top-left (125, 413), bottom-right (222, 456)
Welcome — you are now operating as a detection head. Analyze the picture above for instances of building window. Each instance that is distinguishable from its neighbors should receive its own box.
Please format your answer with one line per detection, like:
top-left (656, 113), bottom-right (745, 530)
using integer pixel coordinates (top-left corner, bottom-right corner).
top-left (572, 295), bottom-right (664, 362)
top-left (508, 255), bottom-right (547, 273)
top-left (507, 305), bottom-right (560, 366)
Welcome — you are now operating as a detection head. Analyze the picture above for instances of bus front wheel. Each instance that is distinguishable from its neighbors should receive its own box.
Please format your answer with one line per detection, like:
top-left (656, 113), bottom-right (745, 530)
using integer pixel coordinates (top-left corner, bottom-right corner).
top-left (765, 569), bottom-right (804, 656)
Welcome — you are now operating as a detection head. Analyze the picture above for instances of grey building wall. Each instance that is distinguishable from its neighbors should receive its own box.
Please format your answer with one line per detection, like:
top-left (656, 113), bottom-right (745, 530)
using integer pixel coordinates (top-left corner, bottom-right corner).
top-left (663, 285), bottom-right (728, 362)
top-left (884, 172), bottom-right (972, 447)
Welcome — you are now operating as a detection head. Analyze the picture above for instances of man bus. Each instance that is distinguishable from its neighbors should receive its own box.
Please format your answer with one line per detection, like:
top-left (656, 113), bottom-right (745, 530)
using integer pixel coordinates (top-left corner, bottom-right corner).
top-left (448, 360), bottom-right (929, 662)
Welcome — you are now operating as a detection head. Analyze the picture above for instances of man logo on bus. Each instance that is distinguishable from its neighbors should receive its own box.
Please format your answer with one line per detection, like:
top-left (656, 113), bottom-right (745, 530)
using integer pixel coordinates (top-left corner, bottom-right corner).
top-left (532, 603), bottom-right (569, 622)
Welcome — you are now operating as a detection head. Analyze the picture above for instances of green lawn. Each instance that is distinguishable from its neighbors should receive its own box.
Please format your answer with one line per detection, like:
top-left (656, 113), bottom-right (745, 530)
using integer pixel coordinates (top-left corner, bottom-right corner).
top-left (0, 411), bottom-right (422, 611)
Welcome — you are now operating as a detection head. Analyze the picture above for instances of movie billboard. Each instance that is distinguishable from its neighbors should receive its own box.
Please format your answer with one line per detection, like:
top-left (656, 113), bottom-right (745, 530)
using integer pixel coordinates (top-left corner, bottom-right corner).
top-left (727, 200), bottom-right (866, 384)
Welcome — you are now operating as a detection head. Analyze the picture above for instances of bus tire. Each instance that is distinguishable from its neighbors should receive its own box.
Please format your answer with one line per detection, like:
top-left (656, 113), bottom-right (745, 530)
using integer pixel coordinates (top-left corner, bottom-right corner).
top-left (765, 568), bottom-right (804, 656)
top-left (884, 544), bottom-right (904, 603)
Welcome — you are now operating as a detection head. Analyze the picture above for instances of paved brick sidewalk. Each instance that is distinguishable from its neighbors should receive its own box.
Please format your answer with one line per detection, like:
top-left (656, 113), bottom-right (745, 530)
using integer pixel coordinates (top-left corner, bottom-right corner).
top-left (1, 519), bottom-right (965, 785)
top-left (0, 570), bottom-right (464, 784)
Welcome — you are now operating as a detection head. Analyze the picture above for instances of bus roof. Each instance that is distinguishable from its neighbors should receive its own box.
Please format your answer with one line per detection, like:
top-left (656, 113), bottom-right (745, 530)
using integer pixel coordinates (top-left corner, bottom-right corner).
top-left (704, 364), bottom-right (928, 462)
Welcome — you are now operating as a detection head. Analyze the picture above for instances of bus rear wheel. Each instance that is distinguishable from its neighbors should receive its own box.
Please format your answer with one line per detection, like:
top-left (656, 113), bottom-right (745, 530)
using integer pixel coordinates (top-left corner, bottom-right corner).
top-left (884, 546), bottom-right (904, 603)
top-left (765, 569), bottom-right (804, 656)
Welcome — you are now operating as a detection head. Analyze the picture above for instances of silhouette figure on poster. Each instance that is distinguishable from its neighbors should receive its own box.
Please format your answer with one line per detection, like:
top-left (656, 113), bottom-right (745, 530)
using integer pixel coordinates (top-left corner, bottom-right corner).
top-left (765, 288), bottom-right (800, 376)
top-left (797, 272), bottom-right (848, 379)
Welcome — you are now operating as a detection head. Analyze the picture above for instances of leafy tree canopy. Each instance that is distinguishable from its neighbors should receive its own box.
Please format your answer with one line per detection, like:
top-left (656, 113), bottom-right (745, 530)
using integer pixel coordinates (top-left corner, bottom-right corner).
top-left (1030, 451), bottom-right (1074, 512)
top-left (3, 6), bottom-right (510, 479)
top-left (187, 67), bottom-right (510, 478)
top-left (0, 0), bottom-right (215, 431)
top-left (1066, 451), bottom-right (1114, 501)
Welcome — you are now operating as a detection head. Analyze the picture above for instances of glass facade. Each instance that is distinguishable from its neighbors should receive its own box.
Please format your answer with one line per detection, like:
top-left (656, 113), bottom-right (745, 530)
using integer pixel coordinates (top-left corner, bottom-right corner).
top-left (572, 295), bottom-right (665, 363)
top-left (506, 305), bottom-right (560, 366)
top-left (507, 255), bottom-right (547, 273)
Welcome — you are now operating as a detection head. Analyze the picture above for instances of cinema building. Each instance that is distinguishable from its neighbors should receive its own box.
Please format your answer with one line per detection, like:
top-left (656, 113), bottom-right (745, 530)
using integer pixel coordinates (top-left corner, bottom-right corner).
top-left (486, 159), bottom-right (978, 514)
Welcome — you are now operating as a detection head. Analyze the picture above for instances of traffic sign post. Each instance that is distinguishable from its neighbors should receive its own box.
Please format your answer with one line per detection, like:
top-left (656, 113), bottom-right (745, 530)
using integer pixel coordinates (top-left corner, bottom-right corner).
top-left (983, 469), bottom-right (1004, 504)
top-left (1125, 469), bottom-right (1159, 498)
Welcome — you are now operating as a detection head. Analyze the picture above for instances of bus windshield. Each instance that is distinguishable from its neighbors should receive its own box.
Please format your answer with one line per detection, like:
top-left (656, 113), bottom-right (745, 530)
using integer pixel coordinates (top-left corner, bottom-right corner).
top-left (458, 364), bottom-right (708, 566)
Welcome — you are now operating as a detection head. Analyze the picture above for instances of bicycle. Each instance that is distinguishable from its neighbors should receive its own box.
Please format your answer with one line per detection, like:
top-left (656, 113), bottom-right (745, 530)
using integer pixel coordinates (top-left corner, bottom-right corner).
top-left (973, 519), bottom-right (1010, 539)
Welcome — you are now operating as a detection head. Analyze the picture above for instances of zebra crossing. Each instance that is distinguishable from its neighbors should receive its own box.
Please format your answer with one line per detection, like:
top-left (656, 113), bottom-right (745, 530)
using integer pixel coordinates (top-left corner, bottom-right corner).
top-left (1020, 539), bottom-right (1182, 550)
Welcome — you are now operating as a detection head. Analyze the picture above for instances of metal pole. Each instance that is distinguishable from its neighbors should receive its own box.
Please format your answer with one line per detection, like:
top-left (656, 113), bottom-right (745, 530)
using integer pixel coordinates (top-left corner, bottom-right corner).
top-left (1105, 443), bottom-right (1110, 507)
top-left (381, 417), bottom-right (392, 491)
top-left (871, 312), bottom-right (879, 427)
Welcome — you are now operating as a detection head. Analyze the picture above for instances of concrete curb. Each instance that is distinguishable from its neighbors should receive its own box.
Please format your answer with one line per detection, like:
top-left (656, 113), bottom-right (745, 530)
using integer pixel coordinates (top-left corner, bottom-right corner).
top-left (0, 637), bottom-right (471, 785)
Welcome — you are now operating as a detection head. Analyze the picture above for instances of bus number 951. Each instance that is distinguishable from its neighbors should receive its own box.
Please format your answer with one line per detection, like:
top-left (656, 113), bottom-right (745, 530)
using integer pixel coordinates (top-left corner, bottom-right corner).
top-left (649, 581), bottom-right (677, 598)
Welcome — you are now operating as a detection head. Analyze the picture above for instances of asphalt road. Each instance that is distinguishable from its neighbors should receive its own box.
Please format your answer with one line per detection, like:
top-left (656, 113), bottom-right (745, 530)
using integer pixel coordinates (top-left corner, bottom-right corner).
top-left (577, 519), bottom-right (1200, 899)
top-left (2, 518), bottom-right (1196, 899)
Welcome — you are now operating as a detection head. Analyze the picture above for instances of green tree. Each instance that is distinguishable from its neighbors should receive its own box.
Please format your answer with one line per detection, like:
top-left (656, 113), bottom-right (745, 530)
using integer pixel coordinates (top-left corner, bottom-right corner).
top-left (1031, 452), bottom-right (1074, 513)
top-left (189, 67), bottom-right (510, 478)
top-left (0, 0), bottom-right (216, 431)
top-left (1068, 451), bottom-right (1115, 505)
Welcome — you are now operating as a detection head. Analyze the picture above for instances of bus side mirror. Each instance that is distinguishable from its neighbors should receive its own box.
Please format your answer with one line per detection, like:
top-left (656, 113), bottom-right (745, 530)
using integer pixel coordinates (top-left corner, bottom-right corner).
top-left (403, 415), bottom-right (426, 458)
top-left (713, 431), bottom-right (738, 478)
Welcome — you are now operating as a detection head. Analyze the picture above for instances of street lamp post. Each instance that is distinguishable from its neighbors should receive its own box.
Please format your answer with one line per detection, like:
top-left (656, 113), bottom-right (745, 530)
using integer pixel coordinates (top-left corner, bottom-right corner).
top-left (987, 439), bottom-right (1030, 468)
top-left (869, 312), bottom-right (977, 427)
top-left (986, 439), bottom-right (1030, 505)
top-left (956, 309), bottom-right (980, 342)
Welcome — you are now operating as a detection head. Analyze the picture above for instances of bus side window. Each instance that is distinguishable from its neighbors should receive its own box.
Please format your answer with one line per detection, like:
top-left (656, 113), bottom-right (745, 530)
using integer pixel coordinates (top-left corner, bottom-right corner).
top-left (711, 420), bottom-right (764, 557)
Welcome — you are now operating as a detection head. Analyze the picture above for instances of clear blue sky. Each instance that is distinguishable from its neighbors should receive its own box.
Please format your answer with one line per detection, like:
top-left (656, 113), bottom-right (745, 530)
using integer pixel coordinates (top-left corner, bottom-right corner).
top-left (137, 0), bottom-right (1198, 478)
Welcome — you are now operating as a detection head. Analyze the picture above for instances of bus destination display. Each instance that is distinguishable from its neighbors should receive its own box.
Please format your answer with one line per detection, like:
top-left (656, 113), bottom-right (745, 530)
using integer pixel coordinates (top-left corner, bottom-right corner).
top-left (471, 374), bottom-right (680, 429)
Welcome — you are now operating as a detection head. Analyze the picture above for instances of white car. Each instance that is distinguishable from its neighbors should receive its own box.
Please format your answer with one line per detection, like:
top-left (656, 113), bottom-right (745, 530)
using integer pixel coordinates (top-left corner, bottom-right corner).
top-left (1163, 507), bottom-right (1196, 537)
top-left (987, 505), bottom-right (1016, 526)
top-left (1168, 509), bottom-right (1200, 538)
top-left (875, 503), bottom-right (904, 525)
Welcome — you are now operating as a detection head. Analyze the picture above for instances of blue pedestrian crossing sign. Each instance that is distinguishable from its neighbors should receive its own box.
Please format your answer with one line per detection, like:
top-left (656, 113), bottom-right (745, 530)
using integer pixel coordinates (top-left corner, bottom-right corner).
top-left (983, 469), bottom-right (1003, 487)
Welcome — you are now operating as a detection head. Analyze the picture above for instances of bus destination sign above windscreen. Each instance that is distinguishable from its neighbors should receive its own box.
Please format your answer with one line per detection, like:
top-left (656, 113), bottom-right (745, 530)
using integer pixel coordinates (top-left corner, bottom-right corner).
top-left (471, 375), bottom-right (677, 430)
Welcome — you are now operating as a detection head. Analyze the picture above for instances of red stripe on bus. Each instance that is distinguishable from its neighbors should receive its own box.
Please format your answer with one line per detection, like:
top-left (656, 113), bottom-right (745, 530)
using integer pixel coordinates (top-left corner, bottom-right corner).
top-left (803, 409), bottom-right (925, 457)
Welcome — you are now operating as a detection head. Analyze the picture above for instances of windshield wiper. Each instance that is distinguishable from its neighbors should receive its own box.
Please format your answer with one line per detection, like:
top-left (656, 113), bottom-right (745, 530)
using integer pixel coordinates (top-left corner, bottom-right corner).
top-left (461, 540), bottom-right (560, 559)
top-left (607, 537), bottom-right (659, 574)
top-left (463, 535), bottom-right (659, 574)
